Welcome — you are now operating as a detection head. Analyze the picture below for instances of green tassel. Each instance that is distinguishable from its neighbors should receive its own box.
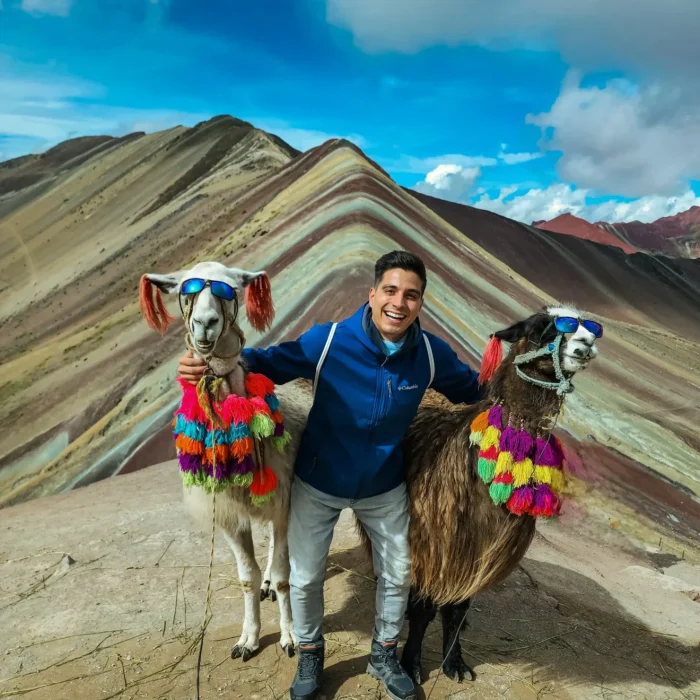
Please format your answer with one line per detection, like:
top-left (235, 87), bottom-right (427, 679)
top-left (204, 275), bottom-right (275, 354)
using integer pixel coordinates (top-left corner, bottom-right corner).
top-left (489, 482), bottom-right (513, 505)
top-left (231, 472), bottom-right (254, 488)
top-left (250, 413), bottom-right (275, 439)
top-left (478, 458), bottom-right (496, 483)
top-left (251, 493), bottom-right (275, 506)
top-left (271, 431), bottom-right (291, 452)
top-left (469, 430), bottom-right (483, 447)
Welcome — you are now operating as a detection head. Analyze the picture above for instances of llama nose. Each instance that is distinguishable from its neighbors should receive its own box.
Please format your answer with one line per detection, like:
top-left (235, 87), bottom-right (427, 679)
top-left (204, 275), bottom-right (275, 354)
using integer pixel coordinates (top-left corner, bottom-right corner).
top-left (573, 347), bottom-right (590, 358)
top-left (194, 314), bottom-right (219, 332)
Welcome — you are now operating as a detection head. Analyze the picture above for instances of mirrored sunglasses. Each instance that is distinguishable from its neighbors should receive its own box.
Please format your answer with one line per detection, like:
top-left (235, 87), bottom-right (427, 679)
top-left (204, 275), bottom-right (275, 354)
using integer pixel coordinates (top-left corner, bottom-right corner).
top-left (554, 316), bottom-right (603, 338)
top-left (181, 277), bottom-right (236, 301)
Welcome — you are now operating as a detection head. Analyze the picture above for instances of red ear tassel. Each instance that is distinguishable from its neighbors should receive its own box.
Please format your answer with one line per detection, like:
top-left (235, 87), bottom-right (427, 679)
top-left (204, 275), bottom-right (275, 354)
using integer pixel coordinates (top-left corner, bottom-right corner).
top-left (479, 335), bottom-right (502, 385)
top-left (245, 272), bottom-right (275, 332)
top-left (139, 275), bottom-right (174, 335)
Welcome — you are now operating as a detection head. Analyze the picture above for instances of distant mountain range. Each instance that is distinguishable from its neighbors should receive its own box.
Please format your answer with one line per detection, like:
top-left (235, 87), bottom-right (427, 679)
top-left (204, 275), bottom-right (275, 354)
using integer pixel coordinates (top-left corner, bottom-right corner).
top-left (532, 208), bottom-right (700, 258)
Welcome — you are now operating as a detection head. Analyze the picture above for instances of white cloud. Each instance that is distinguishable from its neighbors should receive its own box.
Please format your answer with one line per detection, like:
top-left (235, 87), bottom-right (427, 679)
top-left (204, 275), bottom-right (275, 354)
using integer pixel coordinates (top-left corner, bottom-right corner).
top-left (21, 0), bottom-right (72, 16)
top-left (498, 150), bottom-right (544, 165)
top-left (473, 183), bottom-right (700, 225)
top-left (528, 73), bottom-right (700, 198)
top-left (0, 66), bottom-right (209, 161)
top-left (388, 153), bottom-right (498, 174)
top-left (414, 164), bottom-right (481, 200)
top-left (326, 0), bottom-right (700, 78)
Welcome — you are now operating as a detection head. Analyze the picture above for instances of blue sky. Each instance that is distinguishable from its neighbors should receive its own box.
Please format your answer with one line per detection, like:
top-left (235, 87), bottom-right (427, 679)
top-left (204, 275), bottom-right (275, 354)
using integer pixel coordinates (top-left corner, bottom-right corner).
top-left (2, 0), bottom-right (700, 223)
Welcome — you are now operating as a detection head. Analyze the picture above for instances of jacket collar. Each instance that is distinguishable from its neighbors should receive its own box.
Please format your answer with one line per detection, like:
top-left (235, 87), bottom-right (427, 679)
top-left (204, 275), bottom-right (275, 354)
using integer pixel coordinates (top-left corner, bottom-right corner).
top-left (347, 303), bottom-right (421, 358)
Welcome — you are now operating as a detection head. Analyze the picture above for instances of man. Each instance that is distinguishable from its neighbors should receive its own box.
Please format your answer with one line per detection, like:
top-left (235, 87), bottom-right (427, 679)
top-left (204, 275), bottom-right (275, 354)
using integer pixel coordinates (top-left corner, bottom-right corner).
top-left (178, 251), bottom-right (483, 700)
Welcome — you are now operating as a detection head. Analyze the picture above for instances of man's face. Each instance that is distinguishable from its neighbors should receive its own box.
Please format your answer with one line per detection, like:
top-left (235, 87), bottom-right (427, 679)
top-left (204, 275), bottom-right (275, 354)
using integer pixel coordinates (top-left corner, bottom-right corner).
top-left (368, 268), bottom-right (424, 342)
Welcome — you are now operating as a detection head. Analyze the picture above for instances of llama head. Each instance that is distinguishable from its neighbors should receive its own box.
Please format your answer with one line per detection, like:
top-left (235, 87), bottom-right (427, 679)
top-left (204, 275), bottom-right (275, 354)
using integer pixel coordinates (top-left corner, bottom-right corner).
top-left (479, 304), bottom-right (601, 386)
top-left (139, 261), bottom-right (274, 353)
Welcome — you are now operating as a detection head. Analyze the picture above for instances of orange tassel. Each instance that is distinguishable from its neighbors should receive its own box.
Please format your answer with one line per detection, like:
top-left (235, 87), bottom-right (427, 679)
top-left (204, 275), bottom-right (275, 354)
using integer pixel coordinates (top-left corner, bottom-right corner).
top-left (231, 437), bottom-right (254, 460)
top-left (479, 335), bottom-right (502, 385)
top-left (176, 434), bottom-right (204, 456)
top-left (250, 465), bottom-right (278, 496)
top-left (139, 275), bottom-right (174, 335)
top-left (244, 273), bottom-right (275, 332)
top-left (204, 444), bottom-right (228, 465)
top-left (470, 410), bottom-right (490, 433)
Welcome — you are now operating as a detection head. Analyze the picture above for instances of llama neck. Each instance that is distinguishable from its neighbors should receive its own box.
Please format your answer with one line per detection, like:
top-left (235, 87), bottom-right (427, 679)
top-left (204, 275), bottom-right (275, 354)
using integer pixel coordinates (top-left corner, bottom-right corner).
top-left (191, 325), bottom-right (246, 397)
top-left (487, 359), bottom-right (565, 436)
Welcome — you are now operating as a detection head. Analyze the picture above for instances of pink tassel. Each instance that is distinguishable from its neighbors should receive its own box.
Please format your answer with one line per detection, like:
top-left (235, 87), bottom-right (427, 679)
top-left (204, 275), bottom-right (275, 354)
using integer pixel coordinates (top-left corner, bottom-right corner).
top-left (176, 378), bottom-right (208, 423)
top-left (250, 396), bottom-right (272, 417)
top-left (530, 485), bottom-right (559, 517)
top-left (506, 486), bottom-right (535, 516)
top-left (221, 395), bottom-right (255, 427)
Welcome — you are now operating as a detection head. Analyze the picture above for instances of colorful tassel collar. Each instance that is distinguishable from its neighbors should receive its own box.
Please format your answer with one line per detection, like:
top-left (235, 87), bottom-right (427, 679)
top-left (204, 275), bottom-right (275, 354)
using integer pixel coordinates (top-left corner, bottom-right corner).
top-left (172, 372), bottom-right (291, 505)
top-left (469, 404), bottom-right (565, 518)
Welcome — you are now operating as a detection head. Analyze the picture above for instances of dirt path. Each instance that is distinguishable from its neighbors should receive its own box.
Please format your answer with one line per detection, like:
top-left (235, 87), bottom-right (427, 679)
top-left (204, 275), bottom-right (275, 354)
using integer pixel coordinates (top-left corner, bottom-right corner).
top-left (1, 463), bottom-right (699, 700)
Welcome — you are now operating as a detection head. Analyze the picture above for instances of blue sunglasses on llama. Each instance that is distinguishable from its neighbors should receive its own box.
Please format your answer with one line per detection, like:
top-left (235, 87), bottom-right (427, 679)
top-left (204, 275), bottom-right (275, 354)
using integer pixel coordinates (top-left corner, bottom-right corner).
top-left (554, 316), bottom-right (603, 338)
top-left (181, 277), bottom-right (236, 301)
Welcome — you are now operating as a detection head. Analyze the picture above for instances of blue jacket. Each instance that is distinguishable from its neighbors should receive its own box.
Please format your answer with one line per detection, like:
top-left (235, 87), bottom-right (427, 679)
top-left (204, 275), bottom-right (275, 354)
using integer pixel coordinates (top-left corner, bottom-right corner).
top-left (241, 304), bottom-right (483, 499)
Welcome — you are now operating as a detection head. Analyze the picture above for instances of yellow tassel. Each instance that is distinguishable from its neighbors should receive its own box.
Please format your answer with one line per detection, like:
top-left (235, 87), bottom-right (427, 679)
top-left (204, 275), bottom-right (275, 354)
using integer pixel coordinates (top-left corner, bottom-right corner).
top-left (534, 465), bottom-right (552, 484)
top-left (495, 450), bottom-right (514, 475)
top-left (512, 458), bottom-right (534, 487)
top-left (550, 468), bottom-right (565, 493)
top-left (481, 425), bottom-right (501, 450)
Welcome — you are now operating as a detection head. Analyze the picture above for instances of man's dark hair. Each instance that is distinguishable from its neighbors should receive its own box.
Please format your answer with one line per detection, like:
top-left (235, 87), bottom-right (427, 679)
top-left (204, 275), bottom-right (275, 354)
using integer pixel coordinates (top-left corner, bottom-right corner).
top-left (374, 250), bottom-right (427, 294)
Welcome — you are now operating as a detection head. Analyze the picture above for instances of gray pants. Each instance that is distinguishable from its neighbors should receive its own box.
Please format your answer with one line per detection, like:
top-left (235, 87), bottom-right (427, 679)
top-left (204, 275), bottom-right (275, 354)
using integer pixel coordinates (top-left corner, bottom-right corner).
top-left (288, 475), bottom-right (412, 646)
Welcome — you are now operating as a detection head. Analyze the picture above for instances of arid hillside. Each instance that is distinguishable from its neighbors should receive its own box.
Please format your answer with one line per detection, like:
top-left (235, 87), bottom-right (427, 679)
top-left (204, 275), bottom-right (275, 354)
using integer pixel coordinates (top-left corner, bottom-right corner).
top-left (0, 117), bottom-right (699, 542)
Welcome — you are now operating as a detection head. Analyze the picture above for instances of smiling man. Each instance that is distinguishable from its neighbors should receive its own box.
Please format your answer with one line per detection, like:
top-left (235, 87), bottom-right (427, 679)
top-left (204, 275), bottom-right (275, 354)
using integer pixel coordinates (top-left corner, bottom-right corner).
top-left (177, 250), bottom-right (483, 700)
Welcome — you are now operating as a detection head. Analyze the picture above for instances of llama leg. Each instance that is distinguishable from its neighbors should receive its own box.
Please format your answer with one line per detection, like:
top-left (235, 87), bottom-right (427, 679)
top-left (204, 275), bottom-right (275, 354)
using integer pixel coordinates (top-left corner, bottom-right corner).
top-left (260, 522), bottom-right (275, 602)
top-left (400, 589), bottom-right (437, 685)
top-left (270, 518), bottom-right (295, 657)
top-left (440, 599), bottom-right (475, 682)
top-left (222, 526), bottom-right (262, 662)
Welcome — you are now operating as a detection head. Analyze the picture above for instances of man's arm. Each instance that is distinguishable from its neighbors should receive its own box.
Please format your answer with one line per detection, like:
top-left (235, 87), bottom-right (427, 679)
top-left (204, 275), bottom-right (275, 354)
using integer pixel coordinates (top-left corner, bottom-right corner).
top-left (428, 335), bottom-right (485, 405)
top-left (177, 323), bottom-right (331, 386)
top-left (241, 323), bottom-right (331, 385)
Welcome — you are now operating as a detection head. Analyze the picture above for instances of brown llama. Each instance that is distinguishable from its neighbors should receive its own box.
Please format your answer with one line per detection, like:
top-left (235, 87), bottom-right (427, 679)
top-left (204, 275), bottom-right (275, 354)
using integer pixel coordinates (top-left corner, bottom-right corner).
top-left (357, 304), bottom-right (602, 684)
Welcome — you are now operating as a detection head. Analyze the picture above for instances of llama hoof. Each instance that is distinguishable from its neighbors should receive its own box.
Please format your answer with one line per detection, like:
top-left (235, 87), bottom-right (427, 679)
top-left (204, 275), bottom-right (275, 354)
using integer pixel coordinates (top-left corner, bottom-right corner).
top-left (270, 589), bottom-right (277, 603)
top-left (443, 655), bottom-right (475, 683)
top-left (260, 580), bottom-right (271, 601)
top-left (231, 644), bottom-right (257, 662)
top-left (282, 642), bottom-right (296, 658)
top-left (401, 658), bottom-right (423, 685)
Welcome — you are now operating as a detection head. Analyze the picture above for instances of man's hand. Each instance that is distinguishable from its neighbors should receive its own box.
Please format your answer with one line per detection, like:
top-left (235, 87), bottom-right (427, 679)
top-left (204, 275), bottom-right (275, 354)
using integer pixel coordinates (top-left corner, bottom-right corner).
top-left (178, 349), bottom-right (207, 385)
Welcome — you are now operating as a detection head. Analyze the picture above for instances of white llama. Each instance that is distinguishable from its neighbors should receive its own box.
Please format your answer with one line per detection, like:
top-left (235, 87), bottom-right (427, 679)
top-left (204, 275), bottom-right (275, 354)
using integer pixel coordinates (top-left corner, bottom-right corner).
top-left (140, 261), bottom-right (311, 661)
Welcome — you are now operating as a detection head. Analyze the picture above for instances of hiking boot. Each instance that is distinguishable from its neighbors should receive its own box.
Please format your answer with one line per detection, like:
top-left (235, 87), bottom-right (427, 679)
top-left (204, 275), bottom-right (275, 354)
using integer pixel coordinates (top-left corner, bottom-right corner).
top-left (289, 643), bottom-right (324, 700)
top-left (367, 639), bottom-right (417, 700)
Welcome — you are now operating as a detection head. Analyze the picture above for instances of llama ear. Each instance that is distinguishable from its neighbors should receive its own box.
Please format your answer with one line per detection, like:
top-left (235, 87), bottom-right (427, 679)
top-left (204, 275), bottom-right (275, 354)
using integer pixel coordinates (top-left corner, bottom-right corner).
top-left (143, 272), bottom-right (183, 294)
top-left (494, 319), bottom-right (529, 344)
top-left (139, 273), bottom-right (179, 335)
top-left (479, 335), bottom-right (503, 385)
top-left (242, 271), bottom-right (275, 332)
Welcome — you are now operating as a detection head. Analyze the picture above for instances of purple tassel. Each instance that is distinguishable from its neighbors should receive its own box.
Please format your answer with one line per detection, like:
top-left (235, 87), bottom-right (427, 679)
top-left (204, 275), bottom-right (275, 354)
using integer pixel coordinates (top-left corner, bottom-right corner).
top-left (513, 430), bottom-right (535, 462)
top-left (531, 484), bottom-right (558, 517)
top-left (274, 421), bottom-right (285, 437)
top-left (499, 425), bottom-right (518, 452)
top-left (179, 452), bottom-right (203, 474)
top-left (230, 455), bottom-right (255, 474)
top-left (506, 486), bottom-right (534, 515)
top-left (534, 437), bottom-right (562, 467)
top-left (487, 404), bottom-right (503, 429)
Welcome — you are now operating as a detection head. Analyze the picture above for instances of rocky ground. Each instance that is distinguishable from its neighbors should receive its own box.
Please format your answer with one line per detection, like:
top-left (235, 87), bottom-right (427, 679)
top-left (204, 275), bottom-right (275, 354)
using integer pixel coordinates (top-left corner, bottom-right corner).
top-left (2, 462), bottom-right (699, 700)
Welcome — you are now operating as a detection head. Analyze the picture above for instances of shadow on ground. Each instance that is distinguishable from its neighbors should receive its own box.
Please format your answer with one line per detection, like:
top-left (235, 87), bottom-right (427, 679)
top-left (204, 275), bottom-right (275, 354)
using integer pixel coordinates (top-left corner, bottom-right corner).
top-left (316, 545), bottom-right (700, 698)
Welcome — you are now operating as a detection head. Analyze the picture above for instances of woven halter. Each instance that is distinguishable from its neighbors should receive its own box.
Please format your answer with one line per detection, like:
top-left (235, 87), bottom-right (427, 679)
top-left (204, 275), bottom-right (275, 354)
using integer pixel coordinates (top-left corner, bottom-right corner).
top-left (513, 333), bottom-right (573, 397)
